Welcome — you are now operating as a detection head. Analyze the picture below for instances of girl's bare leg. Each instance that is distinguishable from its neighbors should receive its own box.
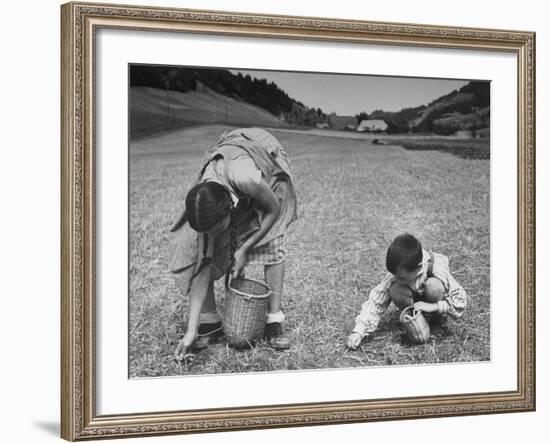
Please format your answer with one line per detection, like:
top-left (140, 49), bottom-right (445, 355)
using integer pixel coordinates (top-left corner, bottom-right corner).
top-left (191, 280), bottom-right (222, 349)
top-left (264, 261), bottom-right (285, 313)
top-left (174, 267), bottom-right (212, 359)
top-left (264, 261), bottom-right (290, 349)
top-left (201, 280), bottom-right (217, 314)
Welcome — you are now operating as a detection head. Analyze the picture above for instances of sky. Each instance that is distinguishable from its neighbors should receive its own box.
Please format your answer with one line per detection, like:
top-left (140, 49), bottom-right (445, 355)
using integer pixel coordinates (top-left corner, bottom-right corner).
top-left (231, 69), bottom-right (469, 116)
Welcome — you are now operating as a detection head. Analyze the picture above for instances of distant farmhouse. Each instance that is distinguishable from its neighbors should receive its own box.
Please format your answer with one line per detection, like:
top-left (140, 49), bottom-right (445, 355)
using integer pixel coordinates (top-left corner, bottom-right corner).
top-left (357, 119), bottom-right (388, 133)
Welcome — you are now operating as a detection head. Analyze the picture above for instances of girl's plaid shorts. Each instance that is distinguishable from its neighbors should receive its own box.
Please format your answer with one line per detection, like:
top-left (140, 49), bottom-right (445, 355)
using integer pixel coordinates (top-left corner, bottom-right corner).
top-left (246, 235), bottom-right (287, 265)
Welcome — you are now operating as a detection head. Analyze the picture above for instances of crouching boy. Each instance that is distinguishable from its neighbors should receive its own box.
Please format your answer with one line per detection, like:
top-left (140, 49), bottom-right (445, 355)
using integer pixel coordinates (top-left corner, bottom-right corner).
top-left (346, 233), bottom-right (467, 349)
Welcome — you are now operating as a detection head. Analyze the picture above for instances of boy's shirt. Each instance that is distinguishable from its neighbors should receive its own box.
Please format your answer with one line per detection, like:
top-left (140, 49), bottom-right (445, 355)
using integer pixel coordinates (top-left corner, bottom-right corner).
top-left (352, 249), bottom-right (467, 338)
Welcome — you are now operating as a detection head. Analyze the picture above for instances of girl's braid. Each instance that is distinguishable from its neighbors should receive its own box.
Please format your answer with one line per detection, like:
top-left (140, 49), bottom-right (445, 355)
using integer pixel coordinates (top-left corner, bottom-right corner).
top-left (225, 198), bottom-right (237, 290)
top-left (191, 191), bottom-right (212, 278)
top-left (192, 233), bottom-right (212, 279)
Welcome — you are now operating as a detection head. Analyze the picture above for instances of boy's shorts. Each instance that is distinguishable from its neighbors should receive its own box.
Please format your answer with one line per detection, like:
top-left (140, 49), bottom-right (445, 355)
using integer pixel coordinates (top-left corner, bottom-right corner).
top-left (412, 291), bottom-right (428, 303)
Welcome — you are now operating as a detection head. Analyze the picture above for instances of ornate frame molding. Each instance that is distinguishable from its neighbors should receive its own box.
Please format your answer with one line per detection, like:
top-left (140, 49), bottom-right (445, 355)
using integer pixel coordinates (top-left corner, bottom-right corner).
top-left (61, 2), bottom-right (535, 440)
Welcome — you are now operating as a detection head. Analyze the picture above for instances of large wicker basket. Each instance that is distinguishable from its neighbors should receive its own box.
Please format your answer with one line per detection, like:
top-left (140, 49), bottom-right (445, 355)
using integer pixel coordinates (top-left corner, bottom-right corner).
top-left (399, 306), bottom-right (431, 344)
top-left (224, 278), bottom-right (271, 348)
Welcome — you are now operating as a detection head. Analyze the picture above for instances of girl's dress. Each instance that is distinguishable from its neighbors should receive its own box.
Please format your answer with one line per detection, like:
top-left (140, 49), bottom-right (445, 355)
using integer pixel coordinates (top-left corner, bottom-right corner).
top-left (170, 128), bottom-right (298, 295)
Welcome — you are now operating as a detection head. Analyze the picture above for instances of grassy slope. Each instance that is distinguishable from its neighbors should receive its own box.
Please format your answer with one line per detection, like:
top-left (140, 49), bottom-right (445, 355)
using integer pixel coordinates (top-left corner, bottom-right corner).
top-left (130, 86), bottom-right (286, 139)
top-left (409, 92), bottom-right (475, 129)
top-left (129, 125), bottom-right (490, 377)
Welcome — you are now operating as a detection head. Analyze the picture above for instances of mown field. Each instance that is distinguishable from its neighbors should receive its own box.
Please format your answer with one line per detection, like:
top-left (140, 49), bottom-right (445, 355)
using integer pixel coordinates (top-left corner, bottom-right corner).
top-left (129, 124), bottom-right (490, 377)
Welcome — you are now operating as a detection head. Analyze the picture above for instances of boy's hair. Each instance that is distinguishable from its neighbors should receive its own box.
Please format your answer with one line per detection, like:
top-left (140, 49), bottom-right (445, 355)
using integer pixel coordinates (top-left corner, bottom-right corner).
top-left (386, 233), bottom-right (423, 274)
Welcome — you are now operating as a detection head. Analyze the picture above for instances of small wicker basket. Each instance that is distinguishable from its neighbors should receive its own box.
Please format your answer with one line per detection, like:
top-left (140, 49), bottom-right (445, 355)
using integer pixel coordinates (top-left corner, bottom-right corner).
top-left (399, 306), bottom-right (431, 344)
top-left (224, 278), bottom-right (271, 348)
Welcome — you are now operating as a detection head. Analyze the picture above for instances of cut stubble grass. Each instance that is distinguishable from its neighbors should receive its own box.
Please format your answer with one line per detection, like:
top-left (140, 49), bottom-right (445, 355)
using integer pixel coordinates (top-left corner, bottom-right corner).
top-left (129, 125), bottom-right (490, 378)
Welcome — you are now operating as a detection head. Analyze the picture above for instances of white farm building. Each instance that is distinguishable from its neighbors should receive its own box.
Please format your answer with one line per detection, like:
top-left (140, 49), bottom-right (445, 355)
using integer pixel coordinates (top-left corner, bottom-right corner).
top-left (357, 119), bottom-right (388, 133)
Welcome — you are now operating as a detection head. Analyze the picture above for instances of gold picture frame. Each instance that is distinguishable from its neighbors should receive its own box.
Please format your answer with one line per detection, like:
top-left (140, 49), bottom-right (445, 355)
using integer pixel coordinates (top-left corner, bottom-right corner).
top-left (61, 1), bottom-right (535, 440)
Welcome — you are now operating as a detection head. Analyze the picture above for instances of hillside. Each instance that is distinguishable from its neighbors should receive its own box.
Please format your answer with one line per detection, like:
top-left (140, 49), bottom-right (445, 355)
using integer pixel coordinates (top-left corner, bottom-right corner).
top-left (130, 66), bottom-right (327, 134)
top-left (130, 65), bottom-right (491, 138)
top-left (360, 81), bottom-right (490, 136)
top-left (431, 106), bottom-right (490, 136)
top-left (130, 84), bottom-right (286, 139)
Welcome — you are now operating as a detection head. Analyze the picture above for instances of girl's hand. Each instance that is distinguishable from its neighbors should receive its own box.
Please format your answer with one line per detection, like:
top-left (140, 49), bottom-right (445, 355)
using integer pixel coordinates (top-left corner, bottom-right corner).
top-left (413, 301), bottom-right (439, 313)
top-left (232, 246), bottom-right (248, 279)
top-left (174, 331), bottom-right (197, 361)
top-left (346, 332), bottom-right (363, 350)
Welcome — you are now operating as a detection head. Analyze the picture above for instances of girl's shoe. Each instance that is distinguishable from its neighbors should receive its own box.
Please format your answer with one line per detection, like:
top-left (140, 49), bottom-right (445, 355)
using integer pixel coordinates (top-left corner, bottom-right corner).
top-left (264, 322), bottom-right (291, 350)
top-left (192, 321), bottom-right (224, 350)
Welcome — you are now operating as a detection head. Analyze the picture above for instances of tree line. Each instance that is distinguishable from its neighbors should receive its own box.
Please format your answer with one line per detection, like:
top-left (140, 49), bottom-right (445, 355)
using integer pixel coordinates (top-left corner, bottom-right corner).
top-left (130, 65), bottom-right (327, 126)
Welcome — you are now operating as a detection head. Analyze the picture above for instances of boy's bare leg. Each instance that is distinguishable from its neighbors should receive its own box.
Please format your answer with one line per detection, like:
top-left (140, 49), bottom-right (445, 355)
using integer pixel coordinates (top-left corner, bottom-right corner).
top-left (389, 283), bottom-right (414, 310)
top-left (423, 277), bottom-right (446, 335)
top-left (424, 278), bottom-right (445, 302)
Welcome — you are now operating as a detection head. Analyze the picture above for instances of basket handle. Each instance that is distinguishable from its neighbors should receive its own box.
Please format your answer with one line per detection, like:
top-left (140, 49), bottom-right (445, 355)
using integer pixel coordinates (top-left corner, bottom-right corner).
top-left (227, 277), bottom-right (270, 302)
top-left (400, 305), bottom-right (421, 322)
top-left (225, 272), bottom-right (244, 291)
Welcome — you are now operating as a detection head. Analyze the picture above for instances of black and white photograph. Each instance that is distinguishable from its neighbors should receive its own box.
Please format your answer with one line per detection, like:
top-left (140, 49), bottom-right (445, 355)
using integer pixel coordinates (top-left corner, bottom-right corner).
top-left (129, 65), bottom-right (491, 377)
top-left (2, 0), bottom-right (546, 441)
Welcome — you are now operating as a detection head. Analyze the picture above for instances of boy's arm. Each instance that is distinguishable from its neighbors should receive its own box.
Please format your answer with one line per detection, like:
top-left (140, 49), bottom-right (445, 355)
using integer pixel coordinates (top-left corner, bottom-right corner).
top-left (352, 273), bottom-right (393, 338)
top-left (432, 256), bottom-right (467, 319)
